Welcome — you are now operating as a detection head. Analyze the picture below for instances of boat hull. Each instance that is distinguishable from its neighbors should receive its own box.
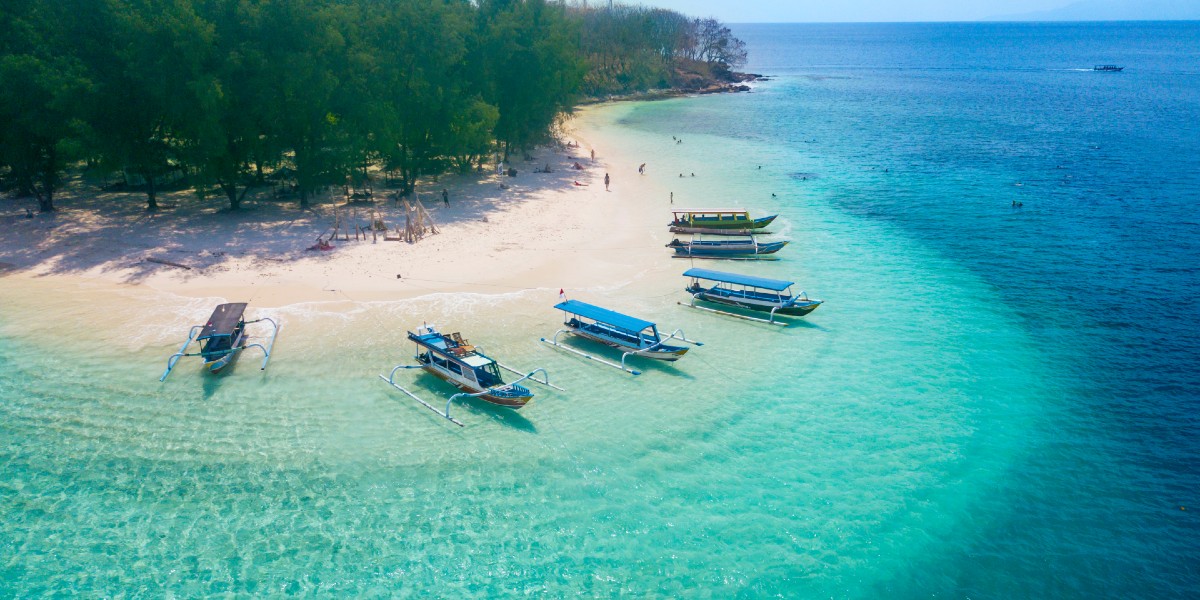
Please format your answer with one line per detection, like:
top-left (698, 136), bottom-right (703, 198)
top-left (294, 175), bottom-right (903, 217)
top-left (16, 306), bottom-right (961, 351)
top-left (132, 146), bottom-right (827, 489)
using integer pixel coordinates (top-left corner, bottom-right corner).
top-left (569, 327), bottom-right (689, 361)
top-left (669, 226), bottom-right (775, 236)
top-left (670, 214), bottom-right (777, 230)
top-left (693, 291), bottom-right (822, 317)
top-left (203, 331), bottom-right (245, 373)
top-left (421, 365), bottom-right (532, 408)
top-left (669, 240), bottom-right (788, 257)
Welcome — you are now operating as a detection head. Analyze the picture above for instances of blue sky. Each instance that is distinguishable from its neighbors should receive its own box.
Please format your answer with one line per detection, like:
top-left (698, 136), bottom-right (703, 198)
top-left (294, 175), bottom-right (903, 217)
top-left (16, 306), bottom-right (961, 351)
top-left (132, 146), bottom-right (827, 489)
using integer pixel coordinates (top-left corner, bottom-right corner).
top-left (630, 0), bottom-right (1198, 22)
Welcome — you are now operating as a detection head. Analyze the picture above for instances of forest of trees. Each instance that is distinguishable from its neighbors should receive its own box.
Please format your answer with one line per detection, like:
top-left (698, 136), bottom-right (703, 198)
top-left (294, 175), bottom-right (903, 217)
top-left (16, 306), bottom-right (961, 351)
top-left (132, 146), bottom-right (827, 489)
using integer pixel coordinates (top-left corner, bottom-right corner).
top-left (0, 0), bottom-right (747, 212)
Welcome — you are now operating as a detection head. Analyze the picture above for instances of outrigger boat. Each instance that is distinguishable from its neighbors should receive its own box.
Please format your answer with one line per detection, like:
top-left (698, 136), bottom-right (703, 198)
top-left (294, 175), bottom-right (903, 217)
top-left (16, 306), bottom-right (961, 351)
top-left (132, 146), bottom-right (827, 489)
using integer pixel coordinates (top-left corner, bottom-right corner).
top-left (380, 325), bottom-right (560, 427)
top-left (159, 302), bottom-right (279, 381)
top-left (680, 268), bottom-right (822, 324)
top-left (669, 209), bottom-right (777, 235)
top-left (540, 300), bottom-right (702, 375)
top-left (1093, 65), bottom-right (1124, 72)
top-left (667, 235), bottom-right (788, 259)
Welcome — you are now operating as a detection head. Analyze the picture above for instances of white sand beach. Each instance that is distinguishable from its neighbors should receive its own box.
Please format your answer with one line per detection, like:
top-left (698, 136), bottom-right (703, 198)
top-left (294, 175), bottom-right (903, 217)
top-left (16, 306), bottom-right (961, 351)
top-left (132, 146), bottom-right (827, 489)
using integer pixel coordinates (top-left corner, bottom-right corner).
top-left (0, 108), bottom-right (677, 311)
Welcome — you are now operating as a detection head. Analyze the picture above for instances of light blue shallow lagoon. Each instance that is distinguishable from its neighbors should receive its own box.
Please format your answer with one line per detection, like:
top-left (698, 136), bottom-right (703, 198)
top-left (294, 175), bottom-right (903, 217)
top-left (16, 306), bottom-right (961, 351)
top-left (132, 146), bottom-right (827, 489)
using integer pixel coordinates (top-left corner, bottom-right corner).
top-left (2, 22), bottom-right (1197, 597)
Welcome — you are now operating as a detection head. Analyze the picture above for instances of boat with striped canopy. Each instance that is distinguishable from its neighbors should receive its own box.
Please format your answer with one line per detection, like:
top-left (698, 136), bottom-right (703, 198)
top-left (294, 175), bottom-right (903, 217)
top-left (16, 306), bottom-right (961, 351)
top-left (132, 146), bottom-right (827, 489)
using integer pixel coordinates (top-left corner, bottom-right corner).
top-left (680, 268), bottom-right (822, 324)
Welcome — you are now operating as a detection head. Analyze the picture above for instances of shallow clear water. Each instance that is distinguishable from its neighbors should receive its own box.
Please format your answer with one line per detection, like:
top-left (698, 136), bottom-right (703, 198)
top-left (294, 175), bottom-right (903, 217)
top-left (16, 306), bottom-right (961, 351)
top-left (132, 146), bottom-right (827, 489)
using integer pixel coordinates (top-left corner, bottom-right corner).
top-left (2, 22), bottom-right (1198, 597)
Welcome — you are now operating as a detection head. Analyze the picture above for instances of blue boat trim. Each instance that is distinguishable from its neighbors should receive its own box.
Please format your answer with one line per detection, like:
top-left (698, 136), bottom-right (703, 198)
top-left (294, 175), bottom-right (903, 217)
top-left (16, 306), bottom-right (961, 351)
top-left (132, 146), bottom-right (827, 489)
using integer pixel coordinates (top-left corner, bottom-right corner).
top-left (683, 268), bottom-right (794, 292)
top-left (553, 300), bottom-right (656, 334)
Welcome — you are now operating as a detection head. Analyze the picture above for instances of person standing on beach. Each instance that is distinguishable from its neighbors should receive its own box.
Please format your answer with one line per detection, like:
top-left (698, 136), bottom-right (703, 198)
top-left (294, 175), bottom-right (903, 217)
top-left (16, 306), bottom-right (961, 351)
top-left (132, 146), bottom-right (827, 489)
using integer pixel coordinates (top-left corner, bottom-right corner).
top-left (638, 163), bottom-right (646, 175)
top-left (604, 173), bottom-right (610, 191)
top-left (442, 188), bottom-right (449, 206)
top-left (590, 149), bottom-right (595, 161)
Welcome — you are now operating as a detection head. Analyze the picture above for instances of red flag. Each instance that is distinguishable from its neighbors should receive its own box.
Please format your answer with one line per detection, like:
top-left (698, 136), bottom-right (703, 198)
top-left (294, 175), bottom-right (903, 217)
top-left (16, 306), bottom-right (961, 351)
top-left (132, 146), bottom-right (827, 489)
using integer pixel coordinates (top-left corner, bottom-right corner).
top-left (559, 288), bottom-right (566, 300)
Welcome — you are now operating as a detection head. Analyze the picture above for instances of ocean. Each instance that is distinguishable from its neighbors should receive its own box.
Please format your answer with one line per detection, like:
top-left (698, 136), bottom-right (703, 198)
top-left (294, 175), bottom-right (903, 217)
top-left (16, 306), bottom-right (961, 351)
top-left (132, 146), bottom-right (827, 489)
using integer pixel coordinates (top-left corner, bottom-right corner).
top-left (1, 22), bottom-right (1198, 597)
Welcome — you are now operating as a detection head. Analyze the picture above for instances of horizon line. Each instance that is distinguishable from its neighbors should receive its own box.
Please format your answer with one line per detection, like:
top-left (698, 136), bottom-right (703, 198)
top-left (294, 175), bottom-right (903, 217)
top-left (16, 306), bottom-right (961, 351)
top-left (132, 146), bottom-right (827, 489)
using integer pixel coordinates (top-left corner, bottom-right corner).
top-left (726, 19), bottom-right (1200, 25)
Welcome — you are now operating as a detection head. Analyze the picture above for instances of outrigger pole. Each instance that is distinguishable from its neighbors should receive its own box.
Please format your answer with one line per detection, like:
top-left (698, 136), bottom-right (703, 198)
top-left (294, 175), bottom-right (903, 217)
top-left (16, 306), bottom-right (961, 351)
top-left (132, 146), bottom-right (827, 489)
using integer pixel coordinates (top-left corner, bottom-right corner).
top-left (158, 317), bottom-right (280, 381)
top-left (677, 295), bottom-right (787, 325)
top-left (159, 325), bottom-right (203, 381)
top-left (539, 328), bottom-right (702, 376)
top-left (379, 366), bottom-right (557, 427)
top-left (496, 362), bottom-right (566, 392)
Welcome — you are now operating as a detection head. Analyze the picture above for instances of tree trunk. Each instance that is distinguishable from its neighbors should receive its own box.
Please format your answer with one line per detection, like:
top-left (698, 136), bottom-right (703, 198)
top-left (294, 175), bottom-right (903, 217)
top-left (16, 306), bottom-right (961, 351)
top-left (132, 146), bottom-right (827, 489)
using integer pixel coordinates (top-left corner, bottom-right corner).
top-left (299, 187), bottom-right (309, 209)
top-left (36, 192), bottom-right (54, 213)
top-left (35, 146), bottom-right (57, 212)
top-left (219, 181), bottom-right (241, 210)
top-left (143, 169), bottom-right (159, 211)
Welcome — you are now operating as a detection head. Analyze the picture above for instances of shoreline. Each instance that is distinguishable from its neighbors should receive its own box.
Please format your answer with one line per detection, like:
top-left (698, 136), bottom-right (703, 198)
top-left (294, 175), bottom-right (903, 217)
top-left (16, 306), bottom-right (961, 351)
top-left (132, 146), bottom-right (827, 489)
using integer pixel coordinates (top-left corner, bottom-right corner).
top-left (0, 105), bottom-right (675, 313)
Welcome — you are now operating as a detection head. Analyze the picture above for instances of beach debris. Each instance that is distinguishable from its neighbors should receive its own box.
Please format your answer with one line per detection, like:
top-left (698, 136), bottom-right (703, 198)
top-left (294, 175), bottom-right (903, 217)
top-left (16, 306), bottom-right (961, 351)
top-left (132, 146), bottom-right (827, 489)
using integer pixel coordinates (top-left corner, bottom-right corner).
top-left (400, 198), bottom-right (439, 243)
top-left (145, 257), bottom-right (193, 270)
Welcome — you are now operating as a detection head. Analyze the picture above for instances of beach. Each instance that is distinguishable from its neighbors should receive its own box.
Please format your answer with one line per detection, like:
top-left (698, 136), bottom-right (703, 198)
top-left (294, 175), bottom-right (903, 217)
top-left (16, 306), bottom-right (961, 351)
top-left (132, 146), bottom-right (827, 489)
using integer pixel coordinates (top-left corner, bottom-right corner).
top-left (2, 22), bottom-right (1197, 596)
top-left (1, 108), bottom-right (678, 311)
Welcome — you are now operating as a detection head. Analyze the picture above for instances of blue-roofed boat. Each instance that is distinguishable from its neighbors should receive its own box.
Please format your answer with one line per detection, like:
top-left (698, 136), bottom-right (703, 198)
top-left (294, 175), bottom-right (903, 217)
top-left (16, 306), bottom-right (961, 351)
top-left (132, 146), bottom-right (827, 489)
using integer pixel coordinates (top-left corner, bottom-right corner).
top-left (541, 300), bottom-right (702, 375)
top-left (681, 268), bottom-right (822, 324)
top-left (666, 236), bottom-right (788, 258)
top-left (380, 325), bottom-right (561, 427)
top-left (159, 302), bottom-right (279, 381)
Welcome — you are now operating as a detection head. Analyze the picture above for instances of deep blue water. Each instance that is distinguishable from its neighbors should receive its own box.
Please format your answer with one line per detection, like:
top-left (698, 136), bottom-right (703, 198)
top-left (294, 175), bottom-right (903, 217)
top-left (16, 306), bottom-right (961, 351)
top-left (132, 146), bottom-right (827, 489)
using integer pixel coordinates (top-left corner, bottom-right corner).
top-left (726, 21), bottom-right (1200, 597)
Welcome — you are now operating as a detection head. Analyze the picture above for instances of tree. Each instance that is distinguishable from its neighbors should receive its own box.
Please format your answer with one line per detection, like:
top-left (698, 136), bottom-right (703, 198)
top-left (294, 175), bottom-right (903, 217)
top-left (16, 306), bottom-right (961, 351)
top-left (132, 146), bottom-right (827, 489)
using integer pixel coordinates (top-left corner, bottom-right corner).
top-left (474, 0), bottom-right (585, 158)
top-left (0, 0), bottom-right (91, 212)
top-left (255, 0), bottom-right (356, 208)
top-left (81, 0), bottom-right (214, 211)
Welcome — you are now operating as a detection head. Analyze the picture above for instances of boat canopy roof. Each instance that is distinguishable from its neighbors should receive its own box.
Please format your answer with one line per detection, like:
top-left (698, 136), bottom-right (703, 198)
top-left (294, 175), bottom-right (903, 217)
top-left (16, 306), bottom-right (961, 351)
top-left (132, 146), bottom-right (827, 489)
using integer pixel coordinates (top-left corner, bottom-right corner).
top-left (461, 354), bottom-right (492, 368)
top-left (671, 209), bottom-right (750, 216)
top-left (554, 300), bottom-right (655, 333)
top-left (683, 268), bottom-right (793, 292)
top-left (199, 303), bottom-right (247, 339)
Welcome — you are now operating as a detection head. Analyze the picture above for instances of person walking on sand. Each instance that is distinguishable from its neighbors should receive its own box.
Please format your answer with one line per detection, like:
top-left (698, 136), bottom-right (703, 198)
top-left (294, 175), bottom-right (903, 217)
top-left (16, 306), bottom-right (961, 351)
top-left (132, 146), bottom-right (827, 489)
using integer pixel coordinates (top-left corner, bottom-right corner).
top-left (604, 173), bottom-right (610, 191)
top-left (638, 163), bottom-right (646, 175)
top-left (590, 149), bottom-right (595, 161)
top-left (442, 188), bottom-right (449, 207)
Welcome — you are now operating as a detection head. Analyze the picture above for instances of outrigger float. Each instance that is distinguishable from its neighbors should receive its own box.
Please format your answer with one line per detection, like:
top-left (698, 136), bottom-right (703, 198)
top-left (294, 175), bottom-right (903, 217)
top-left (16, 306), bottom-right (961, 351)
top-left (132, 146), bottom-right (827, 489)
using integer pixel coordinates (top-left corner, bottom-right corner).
top-left (668, 209), bottom-right (777, 235)
top-left (159, 302), bottom-right (279, 381)
top-left (380, 325), bottom-right (560, 427)
top-left (680, 268), bottom-right (822, 325)
top-left (540, 300), bottom-right (702, 375)
top-left (667, 235), bottom-right (787, 259)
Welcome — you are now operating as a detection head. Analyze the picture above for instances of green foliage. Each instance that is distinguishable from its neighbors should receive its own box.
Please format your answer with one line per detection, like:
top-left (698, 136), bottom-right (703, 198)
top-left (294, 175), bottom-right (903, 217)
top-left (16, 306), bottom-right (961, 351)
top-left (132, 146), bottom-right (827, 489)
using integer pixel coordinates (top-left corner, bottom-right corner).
top-left (0, 0), bottom-right (745, 211)
top-left (0, 0), bottom-right (92, 211)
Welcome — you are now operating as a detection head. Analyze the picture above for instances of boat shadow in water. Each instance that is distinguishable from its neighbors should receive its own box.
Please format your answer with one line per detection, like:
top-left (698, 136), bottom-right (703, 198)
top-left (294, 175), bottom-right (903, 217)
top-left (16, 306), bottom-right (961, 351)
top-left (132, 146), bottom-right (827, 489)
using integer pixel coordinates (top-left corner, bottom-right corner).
top-left (200, 364), bottom-right (233, 399)
top-left (407, 371), bottom-right (539, 433)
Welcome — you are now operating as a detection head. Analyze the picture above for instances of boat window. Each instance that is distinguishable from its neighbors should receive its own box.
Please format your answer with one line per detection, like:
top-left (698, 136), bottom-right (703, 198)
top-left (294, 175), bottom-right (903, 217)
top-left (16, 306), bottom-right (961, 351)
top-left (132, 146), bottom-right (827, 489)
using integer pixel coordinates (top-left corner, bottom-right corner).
top-left (448, 361), bottom-right (462, 375)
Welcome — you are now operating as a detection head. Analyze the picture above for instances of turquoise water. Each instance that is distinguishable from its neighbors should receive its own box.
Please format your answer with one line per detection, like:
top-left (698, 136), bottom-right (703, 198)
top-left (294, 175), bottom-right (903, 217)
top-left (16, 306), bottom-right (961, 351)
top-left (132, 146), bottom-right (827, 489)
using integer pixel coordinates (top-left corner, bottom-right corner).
top-left (3, 22), bottom-right (1198, 597)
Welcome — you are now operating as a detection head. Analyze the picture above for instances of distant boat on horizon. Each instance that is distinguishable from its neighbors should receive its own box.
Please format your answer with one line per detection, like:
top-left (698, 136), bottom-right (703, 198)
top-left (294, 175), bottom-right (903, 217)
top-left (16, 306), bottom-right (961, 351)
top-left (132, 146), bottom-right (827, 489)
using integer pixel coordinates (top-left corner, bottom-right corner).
top-left (1094, 65), bottom-right (1124, 72)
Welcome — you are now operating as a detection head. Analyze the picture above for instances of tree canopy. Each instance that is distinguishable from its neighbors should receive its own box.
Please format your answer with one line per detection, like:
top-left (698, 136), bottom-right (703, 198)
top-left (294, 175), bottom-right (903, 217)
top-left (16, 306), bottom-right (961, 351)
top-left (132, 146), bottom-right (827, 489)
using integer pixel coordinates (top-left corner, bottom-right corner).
top-left (0, 0), bottom-right (747, 211)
